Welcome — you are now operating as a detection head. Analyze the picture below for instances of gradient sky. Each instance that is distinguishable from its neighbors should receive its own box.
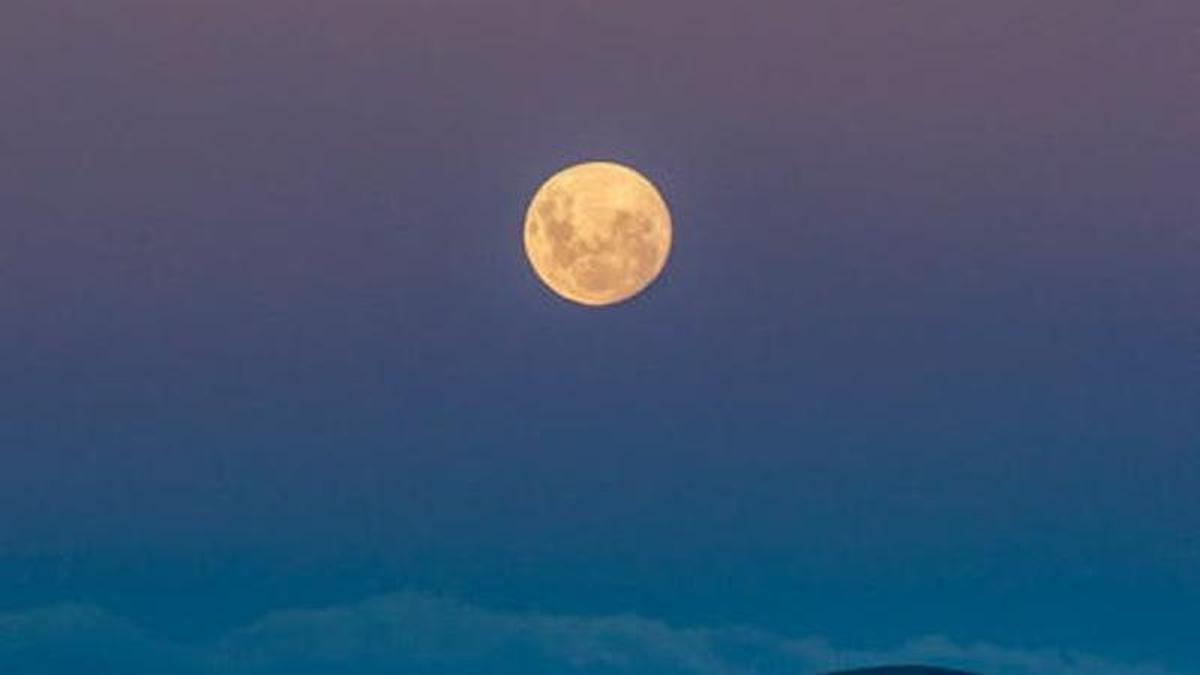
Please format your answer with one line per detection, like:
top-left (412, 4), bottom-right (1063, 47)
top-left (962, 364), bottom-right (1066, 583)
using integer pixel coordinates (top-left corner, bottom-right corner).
top-left (1, 1), bottom-right (1198, 673)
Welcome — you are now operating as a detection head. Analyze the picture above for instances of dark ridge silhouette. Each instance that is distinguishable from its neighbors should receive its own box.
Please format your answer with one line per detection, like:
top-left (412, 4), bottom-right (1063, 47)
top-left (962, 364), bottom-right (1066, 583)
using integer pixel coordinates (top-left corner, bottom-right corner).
top-left (830, 662), bottom-right (979, 667)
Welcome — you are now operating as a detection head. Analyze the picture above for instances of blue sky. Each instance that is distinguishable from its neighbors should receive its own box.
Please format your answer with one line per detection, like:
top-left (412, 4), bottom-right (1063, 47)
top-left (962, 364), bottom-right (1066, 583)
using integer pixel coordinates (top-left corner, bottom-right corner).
top-left (1, 0), bottom-right (1197, 672)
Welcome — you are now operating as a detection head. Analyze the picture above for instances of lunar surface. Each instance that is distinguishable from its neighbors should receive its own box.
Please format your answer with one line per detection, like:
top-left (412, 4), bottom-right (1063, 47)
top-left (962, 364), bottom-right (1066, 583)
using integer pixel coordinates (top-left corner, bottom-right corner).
top-left (523, 161), bottom-right (672, 306)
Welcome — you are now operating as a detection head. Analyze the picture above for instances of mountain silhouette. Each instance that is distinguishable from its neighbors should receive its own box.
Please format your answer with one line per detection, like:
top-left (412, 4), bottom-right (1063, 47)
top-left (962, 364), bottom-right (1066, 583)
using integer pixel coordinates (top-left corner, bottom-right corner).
top-left (830, 662), bottom-right (979, 667)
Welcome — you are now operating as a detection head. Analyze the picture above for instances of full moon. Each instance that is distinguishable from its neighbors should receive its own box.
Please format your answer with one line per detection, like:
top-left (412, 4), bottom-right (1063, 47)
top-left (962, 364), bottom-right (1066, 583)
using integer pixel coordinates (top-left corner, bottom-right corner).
top-left (523, 161), bottom-right (672, 306)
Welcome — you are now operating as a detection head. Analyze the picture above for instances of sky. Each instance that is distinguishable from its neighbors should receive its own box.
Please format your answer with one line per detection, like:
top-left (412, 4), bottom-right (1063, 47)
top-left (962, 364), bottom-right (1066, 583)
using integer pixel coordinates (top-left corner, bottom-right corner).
top-left (1, 1), bottom-right (1198, 673)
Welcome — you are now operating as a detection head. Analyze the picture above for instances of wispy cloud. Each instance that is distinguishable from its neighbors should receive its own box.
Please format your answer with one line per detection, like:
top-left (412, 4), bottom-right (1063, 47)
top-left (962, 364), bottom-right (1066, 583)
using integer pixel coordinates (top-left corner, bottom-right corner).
top-left (0, 593), bottom-right (1179, 675)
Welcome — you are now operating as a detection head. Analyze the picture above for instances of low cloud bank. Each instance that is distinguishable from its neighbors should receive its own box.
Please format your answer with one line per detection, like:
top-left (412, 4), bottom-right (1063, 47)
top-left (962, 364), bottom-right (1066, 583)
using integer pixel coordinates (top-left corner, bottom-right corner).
top-left (0, 593), bottom-right (1177, 675)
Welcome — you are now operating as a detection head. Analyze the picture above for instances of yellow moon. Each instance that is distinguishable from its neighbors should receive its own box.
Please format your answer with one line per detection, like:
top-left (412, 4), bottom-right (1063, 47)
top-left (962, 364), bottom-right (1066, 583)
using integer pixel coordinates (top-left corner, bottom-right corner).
top-left (523, 161), bottom-right (672, 306)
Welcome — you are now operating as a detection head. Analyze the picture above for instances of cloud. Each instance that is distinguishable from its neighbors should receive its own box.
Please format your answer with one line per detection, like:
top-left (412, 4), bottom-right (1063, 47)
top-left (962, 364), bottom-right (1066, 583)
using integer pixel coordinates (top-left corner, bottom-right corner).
top-left (0, 593), bottom-right (1180, 675)
top-left (0, 603), bottom-right (198, 674)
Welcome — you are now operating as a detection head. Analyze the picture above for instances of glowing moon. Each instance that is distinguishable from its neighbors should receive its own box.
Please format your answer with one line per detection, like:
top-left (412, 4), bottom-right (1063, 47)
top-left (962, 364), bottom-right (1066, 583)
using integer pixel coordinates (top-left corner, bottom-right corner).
top-left (523, 161), bottom-right (672, 306)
